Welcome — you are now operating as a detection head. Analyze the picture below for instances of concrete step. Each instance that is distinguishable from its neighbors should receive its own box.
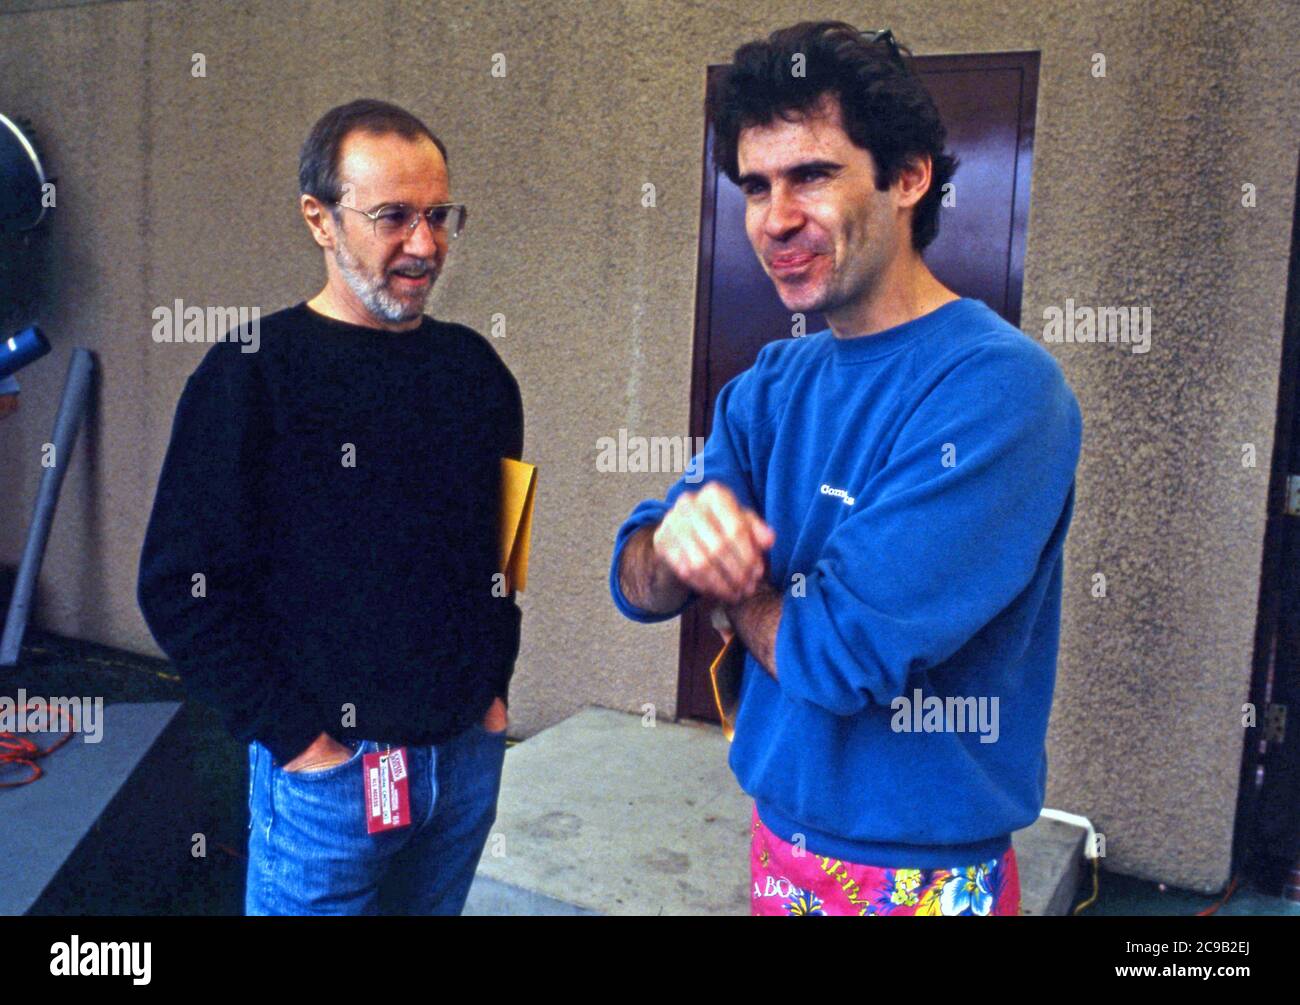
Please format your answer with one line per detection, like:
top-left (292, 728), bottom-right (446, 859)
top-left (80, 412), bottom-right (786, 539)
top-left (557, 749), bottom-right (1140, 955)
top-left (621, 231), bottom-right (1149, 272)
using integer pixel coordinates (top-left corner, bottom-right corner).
top-left (465, 706), bottom-right (1086, 916)
top-left (0, 701), bottom-right (188, 915)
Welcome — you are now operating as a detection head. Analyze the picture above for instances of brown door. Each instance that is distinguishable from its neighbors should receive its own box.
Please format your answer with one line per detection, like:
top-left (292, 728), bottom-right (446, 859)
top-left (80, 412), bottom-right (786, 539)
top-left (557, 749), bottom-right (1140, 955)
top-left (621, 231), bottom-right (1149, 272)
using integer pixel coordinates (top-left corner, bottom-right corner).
top-left (678, 51), bottom-right (1041, 722)
top-left (1235, 143), bottom-right (1300, 894)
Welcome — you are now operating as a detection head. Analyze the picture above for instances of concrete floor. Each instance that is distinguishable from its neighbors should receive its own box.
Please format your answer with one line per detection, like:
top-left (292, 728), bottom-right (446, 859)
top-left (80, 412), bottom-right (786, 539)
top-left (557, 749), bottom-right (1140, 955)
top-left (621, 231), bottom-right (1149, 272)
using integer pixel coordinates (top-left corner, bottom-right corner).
top-left (465, 706), bottom-right (1088, 916)
top-left (9, 632), bottom-right (1298, 916)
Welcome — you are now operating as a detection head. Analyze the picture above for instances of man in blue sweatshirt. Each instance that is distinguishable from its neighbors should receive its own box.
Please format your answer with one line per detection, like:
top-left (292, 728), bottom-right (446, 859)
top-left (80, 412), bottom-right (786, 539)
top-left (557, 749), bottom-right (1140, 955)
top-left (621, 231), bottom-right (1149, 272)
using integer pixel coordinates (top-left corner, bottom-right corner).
top-left (610, 22), bottom-right (1082, 916)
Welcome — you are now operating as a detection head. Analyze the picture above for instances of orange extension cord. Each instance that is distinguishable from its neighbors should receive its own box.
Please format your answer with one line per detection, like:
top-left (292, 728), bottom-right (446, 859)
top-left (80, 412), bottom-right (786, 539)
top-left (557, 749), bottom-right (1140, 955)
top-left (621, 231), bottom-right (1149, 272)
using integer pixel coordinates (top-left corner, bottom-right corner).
top-left (0, 702), bottom-right (74, 788)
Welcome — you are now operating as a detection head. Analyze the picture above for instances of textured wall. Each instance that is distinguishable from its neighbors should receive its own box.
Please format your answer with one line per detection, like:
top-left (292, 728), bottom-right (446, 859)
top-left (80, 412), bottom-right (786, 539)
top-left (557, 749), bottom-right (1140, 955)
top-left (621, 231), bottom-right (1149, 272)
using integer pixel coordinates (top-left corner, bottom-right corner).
top-left (0, 0), bottom-right (1296, 892)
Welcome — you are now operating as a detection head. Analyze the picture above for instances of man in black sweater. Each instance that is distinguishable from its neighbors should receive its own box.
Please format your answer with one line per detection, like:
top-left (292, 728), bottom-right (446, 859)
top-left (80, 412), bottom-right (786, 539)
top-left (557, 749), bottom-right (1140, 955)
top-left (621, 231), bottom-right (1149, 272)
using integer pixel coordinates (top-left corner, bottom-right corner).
top-left (138, 99), bottom-right (523, 915)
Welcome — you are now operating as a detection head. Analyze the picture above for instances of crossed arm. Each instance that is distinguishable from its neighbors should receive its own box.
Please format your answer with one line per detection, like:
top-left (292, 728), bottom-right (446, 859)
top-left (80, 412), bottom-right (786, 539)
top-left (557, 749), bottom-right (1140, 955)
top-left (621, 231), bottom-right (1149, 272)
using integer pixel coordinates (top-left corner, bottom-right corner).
top-left (617, 486), bottom-right (782, 679)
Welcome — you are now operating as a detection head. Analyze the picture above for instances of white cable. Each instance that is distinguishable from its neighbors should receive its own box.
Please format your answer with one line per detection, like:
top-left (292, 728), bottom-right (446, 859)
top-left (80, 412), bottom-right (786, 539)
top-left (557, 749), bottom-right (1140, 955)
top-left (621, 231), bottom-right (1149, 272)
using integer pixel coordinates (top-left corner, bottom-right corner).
top-left (1039, 807), bottom-right (1101, 859)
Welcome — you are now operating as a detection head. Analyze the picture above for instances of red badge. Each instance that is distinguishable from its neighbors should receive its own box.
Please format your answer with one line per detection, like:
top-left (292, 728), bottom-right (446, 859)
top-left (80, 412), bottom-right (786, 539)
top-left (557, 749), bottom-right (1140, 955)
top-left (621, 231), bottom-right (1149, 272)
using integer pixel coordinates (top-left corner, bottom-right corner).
top-left (363, 746), bottom-right (411, 833)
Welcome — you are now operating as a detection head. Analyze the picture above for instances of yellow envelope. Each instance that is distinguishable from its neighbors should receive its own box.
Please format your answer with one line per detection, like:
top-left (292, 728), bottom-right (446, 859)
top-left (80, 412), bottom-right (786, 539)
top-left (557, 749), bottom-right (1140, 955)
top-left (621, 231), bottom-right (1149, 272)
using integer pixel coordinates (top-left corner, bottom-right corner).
top-left (709, 635), bottom-right (746, 742)
top-left (499, 458), bottom-right (537, 593)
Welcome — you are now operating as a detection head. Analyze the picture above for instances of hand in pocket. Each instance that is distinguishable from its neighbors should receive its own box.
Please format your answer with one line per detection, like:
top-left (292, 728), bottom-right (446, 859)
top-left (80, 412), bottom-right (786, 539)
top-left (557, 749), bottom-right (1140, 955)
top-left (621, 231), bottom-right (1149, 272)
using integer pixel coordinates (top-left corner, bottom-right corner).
top-left (482, 697), bottom-right (508, 733)
top-left (282, 732), bottom-right (355, 773)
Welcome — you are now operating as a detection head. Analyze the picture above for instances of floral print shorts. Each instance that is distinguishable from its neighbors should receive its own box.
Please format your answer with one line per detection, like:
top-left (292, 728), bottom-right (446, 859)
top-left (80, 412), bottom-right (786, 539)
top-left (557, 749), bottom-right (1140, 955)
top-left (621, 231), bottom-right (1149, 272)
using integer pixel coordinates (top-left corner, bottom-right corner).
top-left (750, 806), bottom-right (1021, 916)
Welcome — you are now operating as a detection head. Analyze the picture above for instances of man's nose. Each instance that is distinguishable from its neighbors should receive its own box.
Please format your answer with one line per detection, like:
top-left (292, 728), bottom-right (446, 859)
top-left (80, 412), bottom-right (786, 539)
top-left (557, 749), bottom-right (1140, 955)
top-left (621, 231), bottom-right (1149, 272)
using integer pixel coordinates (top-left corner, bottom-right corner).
top-left (403, 214), bottom-right (443, 258)
top-left (763, 184), bottom-right (805, 240)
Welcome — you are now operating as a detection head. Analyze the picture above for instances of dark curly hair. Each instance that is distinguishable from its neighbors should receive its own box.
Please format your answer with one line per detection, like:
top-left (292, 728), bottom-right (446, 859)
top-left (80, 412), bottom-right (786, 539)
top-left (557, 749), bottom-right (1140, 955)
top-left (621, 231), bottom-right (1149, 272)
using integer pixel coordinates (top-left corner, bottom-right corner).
top-left (299, 98), bottom-right (448, 209)
top-left (707, 21), bottom-right (957, 252)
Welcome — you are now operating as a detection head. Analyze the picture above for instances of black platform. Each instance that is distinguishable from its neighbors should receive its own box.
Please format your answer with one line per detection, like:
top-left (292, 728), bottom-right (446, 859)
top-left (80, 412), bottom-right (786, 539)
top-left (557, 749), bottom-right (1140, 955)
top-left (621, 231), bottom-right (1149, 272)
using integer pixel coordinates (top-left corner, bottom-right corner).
top-left (1, 700), bottom-right (190, 915)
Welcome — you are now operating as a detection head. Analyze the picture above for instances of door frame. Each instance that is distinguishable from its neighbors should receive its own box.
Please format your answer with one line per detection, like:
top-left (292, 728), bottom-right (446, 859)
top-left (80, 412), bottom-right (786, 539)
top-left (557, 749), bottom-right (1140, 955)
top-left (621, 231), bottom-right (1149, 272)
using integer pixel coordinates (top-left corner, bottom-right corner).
top-left (1234, 144), bottom-right (1300, 891)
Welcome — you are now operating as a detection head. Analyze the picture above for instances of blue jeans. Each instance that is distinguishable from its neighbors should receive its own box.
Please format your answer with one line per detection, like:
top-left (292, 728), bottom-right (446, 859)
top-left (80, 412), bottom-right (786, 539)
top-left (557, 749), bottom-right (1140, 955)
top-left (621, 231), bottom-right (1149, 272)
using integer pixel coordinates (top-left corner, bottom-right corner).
top-left (245, 722), bottom-right (507, 915)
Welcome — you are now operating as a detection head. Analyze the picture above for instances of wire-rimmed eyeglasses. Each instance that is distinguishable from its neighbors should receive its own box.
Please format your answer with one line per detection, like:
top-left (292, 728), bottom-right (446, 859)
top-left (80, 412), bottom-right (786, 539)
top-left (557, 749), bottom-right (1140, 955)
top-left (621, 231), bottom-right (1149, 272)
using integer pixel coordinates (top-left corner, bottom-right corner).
top-left (332, 200), bottom-right (468, 241)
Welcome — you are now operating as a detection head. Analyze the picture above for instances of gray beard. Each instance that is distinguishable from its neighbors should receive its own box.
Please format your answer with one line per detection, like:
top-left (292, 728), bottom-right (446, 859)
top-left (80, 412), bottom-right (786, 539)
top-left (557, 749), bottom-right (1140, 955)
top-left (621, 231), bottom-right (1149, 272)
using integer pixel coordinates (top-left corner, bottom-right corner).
top-left (334, 237), bottom-right (433, 324)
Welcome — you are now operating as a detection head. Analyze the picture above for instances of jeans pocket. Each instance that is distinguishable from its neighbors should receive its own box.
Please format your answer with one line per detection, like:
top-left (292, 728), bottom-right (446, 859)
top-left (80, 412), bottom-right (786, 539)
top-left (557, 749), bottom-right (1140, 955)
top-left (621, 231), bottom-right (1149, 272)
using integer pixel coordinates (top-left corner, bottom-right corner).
top-left (276, 739), bottom-right (369, 781)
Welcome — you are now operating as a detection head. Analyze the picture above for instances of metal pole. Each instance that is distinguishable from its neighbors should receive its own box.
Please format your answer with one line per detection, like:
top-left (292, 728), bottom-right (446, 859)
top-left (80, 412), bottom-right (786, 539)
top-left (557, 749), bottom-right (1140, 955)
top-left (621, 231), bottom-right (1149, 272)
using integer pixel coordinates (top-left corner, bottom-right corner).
top-left (0, 348), bottom-right (94, 665)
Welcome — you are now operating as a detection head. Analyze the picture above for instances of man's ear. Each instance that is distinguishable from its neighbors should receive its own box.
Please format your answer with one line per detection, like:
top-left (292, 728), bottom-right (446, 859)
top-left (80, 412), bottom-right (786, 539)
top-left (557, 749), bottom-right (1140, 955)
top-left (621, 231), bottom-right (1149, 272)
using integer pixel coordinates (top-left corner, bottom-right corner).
top-left (301, 194), bottom-right (337, 250)
top-left (893, 153), bottom-right (933, 211)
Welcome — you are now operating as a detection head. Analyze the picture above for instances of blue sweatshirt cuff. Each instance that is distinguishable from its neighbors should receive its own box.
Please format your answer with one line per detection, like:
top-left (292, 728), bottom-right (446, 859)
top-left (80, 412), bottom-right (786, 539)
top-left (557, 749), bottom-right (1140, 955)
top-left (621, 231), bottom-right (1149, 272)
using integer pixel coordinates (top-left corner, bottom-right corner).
top-left (609, 503), bottom-right (697, 623)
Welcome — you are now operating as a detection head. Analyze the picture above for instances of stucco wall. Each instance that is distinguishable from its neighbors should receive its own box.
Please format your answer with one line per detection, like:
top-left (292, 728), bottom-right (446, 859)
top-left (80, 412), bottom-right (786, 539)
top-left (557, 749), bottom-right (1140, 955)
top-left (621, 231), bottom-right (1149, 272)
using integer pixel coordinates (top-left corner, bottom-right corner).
top-left (1, 0), bottom-right (1296, 892)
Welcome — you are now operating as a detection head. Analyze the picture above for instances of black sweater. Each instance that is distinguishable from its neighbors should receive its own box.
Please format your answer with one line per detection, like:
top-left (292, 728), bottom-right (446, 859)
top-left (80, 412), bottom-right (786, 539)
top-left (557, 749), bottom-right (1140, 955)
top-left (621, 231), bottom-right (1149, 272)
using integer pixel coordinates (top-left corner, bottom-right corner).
top-left (137, 303), bottom-right (523, 764)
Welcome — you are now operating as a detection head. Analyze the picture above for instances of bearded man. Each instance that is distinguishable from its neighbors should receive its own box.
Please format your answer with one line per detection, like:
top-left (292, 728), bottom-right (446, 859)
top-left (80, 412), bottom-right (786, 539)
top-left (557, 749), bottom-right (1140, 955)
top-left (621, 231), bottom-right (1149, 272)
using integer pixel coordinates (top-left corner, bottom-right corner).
top-left (139, 99), bottom-right (522, 915)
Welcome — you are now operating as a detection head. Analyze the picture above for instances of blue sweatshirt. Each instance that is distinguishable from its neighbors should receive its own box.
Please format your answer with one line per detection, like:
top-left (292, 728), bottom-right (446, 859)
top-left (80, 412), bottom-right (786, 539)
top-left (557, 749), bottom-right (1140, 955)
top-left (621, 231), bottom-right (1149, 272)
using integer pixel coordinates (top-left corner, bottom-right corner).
top-left (610, 298), bottom-right (1082, 868)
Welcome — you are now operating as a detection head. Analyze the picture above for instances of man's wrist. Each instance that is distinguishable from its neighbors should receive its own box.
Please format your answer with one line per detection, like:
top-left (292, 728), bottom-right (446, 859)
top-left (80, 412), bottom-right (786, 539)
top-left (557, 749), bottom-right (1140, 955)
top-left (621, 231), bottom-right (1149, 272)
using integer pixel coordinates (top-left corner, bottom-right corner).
top-left (724, 582), bottom-right (782, 679)
top-left (620, 523), bottom-right (690, 614)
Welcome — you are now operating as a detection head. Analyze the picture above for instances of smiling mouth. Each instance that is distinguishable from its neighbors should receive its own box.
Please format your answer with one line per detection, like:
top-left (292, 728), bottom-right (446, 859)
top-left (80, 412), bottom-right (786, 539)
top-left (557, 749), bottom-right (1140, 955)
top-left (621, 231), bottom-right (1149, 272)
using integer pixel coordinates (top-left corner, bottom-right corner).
top-left (389, 267), bottom-right (433, 289)
top-left (769, 252), bottom-right (818, 276)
